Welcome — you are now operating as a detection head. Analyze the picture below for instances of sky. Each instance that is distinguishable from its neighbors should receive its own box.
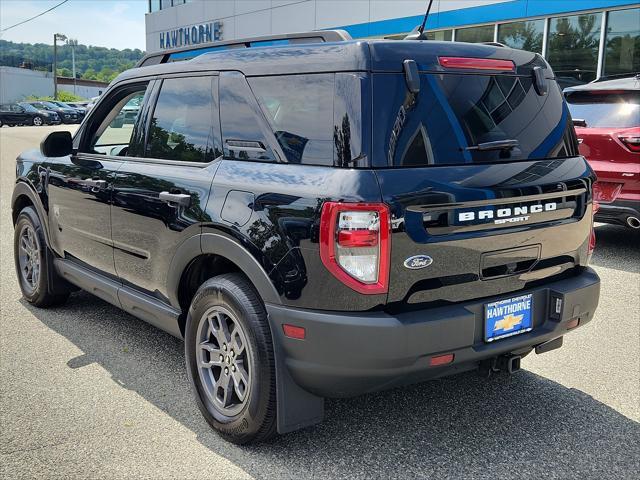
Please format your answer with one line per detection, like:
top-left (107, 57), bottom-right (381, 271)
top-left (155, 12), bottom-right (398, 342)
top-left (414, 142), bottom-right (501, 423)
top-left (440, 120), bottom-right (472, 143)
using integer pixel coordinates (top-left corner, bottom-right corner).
top-left (0, 0), bottom-right (148, 50)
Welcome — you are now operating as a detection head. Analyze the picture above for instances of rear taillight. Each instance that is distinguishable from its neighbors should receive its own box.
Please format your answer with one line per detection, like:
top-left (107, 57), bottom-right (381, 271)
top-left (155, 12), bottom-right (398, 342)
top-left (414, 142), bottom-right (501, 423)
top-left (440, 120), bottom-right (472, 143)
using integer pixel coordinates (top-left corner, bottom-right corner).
top-left (619, 134), bottom-right (640, 153)
top-left (319, 202), bottom-right (390, 294)
top-left (593, 181), bottom-right (623, 204)
top-left (438, 56), bottom-right (515, 72)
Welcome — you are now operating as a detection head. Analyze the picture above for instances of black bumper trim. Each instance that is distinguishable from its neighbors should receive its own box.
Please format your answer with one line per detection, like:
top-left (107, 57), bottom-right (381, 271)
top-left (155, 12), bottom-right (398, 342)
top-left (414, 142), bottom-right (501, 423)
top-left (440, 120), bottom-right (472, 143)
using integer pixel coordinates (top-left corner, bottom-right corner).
top-left (266, 267), bottom-right (600, 433)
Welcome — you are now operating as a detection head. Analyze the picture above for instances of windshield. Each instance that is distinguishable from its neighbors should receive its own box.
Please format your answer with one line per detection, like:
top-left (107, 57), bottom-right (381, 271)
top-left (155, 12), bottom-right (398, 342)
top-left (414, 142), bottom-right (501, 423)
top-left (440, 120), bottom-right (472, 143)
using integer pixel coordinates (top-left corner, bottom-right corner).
top-left (19, 103), bottom-right (38, 113)
top-left (565, 91), bottom-right (640, 128)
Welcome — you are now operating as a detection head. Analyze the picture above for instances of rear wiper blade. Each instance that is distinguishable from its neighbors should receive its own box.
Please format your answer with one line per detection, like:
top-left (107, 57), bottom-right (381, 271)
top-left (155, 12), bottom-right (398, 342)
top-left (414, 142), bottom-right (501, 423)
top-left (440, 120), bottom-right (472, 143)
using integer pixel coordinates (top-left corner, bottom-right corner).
top-left (465, 139), bottom-right (520, 151)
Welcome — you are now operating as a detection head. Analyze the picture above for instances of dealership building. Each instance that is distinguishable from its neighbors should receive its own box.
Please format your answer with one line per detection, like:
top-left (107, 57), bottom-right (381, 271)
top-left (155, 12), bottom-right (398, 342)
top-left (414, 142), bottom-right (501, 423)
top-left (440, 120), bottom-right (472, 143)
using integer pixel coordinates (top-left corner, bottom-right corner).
top-left (146, 0), bottom-right (640, 84)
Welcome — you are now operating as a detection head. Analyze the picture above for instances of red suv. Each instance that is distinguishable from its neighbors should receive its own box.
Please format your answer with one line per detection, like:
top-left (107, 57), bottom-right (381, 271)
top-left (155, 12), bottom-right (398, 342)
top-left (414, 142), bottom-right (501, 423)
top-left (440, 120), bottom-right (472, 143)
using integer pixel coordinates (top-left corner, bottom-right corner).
top-left (564, 75), bottom-right (640, 229)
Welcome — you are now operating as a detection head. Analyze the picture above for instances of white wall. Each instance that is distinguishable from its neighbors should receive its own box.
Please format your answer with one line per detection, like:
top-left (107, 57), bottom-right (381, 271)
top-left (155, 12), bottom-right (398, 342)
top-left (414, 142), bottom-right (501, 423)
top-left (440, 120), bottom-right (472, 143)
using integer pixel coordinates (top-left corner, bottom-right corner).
top-left (58, 84), bottom-right (106, 100)
top-left (0, 67), bottom-right (53, 104)
top-left (145, 0), bottom-right (510, 52)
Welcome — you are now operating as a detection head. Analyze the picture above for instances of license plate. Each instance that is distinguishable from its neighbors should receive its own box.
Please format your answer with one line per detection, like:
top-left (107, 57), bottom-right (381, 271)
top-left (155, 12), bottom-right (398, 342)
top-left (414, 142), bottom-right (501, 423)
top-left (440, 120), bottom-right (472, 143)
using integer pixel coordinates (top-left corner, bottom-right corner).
top-left (484, 294), bottom-right (533, 342)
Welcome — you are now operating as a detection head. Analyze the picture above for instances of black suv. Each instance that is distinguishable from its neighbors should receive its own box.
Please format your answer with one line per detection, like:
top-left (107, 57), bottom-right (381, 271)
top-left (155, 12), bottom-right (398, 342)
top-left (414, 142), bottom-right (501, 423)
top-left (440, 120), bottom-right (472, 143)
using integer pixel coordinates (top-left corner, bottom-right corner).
top-left (0, 103), bottom-right (61, 126)
top-left (12, 31), bottom-right (600, 444)
top-left (25, 101), bottom-right (80, 124)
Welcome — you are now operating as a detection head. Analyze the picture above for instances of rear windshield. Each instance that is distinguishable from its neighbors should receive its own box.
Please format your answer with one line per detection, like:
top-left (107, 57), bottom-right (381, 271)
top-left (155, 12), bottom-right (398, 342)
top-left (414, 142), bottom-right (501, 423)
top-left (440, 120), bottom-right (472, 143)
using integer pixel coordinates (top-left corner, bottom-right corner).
top-left (565, 91), bottom-right (640, 128)
top-left (372, 73), bottom-right (578, 167)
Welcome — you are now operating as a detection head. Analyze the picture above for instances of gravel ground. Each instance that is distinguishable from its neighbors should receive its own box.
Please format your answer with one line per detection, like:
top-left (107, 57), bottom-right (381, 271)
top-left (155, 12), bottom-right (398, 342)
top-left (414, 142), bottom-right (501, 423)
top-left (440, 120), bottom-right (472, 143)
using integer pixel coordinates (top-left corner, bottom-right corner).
top-left (1, 125), bottom-right (639, 479)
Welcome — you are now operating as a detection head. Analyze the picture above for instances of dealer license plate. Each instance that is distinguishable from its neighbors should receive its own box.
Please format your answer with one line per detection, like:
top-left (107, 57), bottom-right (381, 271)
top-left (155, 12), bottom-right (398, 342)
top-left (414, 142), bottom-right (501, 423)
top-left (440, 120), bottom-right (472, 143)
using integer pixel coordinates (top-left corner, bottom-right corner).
top-left (484, 294), bottom-right (533, 342)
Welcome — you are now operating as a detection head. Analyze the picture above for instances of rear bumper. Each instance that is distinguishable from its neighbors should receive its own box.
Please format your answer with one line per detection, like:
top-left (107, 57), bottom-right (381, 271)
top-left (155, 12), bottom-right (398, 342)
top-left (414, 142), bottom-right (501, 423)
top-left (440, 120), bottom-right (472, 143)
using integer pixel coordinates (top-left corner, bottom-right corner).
top-left (267, 267), bottom-right (600, 398)
top-left (595, 199), bottom-right (640, 227)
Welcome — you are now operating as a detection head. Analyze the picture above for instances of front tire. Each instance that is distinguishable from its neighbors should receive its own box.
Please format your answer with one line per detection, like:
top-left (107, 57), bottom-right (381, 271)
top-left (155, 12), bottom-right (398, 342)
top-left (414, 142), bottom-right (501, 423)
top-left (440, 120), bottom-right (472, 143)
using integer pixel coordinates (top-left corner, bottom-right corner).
top-left (32, 116), bottom-right (43, 126)
top-left (14, 207), bottom-right (69, 307)
top-left (185, 273), bottom-right (277, 444)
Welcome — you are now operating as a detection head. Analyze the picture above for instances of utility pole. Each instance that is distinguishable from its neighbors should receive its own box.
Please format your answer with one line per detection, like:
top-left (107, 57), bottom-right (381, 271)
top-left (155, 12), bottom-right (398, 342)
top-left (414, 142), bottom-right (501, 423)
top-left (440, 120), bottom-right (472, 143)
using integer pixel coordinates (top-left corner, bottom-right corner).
top-left (53, 33), bottom-right (67, 99)
top-left (67, 38), bottom-right (78, 95)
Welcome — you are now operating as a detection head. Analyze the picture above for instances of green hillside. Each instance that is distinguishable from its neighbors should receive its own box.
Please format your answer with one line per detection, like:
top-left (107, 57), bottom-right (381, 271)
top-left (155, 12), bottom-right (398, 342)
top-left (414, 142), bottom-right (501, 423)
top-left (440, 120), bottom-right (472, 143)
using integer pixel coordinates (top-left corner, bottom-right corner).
top-left (0, 39), bottom-right (144, 83)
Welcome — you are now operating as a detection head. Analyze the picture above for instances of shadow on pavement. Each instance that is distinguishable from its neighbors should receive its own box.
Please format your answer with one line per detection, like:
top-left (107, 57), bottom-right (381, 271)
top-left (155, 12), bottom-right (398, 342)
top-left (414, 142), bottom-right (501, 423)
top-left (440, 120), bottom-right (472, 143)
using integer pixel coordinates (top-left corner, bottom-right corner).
top-left (590, 224), bottom-right (640, 273)
top-left (26, 292), bottom-right (640, 479)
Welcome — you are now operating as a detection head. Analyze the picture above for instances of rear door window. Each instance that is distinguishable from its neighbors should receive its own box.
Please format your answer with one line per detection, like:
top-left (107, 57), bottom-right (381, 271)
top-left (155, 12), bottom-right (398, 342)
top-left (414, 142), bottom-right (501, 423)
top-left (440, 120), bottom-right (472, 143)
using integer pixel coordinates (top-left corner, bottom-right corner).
top-left (565, 91), bottom-right (640, 128)
top-left (372, 73), bottom-right (578, 167)
top-left (146, 76), bottom-right (222, 163)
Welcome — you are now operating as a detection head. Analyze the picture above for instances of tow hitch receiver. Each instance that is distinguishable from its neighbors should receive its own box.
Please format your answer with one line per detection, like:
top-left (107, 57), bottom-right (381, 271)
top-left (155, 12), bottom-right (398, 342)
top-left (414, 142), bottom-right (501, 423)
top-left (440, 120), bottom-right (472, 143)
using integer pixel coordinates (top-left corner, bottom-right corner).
top-left (478, 354), bottom-right (522, 377)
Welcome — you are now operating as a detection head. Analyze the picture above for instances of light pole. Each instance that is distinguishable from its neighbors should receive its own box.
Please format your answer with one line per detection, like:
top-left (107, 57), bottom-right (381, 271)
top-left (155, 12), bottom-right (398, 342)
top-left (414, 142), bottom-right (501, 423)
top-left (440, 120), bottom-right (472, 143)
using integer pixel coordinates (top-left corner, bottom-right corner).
top-left (67, 38), bottom-right (78, 95)
top-left (53, 33), bottom-right (67, 100)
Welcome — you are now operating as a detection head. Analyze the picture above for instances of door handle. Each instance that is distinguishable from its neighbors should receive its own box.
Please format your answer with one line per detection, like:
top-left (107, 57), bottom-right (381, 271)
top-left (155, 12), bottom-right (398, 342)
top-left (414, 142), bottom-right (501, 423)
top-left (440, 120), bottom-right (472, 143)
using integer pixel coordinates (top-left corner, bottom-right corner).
top-left (159, 191), bottom-right (191, 207)
top-left (85, 179), bottom-right (108, 191)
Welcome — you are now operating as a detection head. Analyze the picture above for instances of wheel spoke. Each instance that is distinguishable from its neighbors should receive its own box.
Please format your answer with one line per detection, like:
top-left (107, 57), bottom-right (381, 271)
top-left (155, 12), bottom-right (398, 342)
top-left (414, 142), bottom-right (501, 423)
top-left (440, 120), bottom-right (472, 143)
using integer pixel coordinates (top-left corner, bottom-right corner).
top-left (231, 364), bottom-right (249, 402)
top-left (230, 328), bottom-right (245, 355)
top-left (217, 373), bottom-right (233, 407)
top-left (199, 342), bottom-right (224, 367)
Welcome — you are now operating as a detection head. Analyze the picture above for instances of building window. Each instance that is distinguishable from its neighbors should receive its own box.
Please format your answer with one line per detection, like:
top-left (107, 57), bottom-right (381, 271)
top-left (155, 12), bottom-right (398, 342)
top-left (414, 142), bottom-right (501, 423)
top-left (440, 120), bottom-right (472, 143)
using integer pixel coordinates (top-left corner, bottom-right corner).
top-left (604, 8), bottom-right (640, 77)
top-left (497, 19), bottom-right (544, 53)
top-left (426, 30), bottom-right (452, 41)
top-left (149, 0), bottom-right (160, 13)
top-left (455, 25), bottom-right (494, 43)
top-left (547, 13), bottom-right (602, 86)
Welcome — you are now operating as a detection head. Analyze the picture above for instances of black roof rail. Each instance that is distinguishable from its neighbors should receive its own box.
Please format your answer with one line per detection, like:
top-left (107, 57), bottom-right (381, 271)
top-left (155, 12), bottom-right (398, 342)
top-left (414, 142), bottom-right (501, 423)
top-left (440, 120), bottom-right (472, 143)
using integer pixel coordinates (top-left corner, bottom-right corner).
top-left (136, 30), bottom-right (352, 68)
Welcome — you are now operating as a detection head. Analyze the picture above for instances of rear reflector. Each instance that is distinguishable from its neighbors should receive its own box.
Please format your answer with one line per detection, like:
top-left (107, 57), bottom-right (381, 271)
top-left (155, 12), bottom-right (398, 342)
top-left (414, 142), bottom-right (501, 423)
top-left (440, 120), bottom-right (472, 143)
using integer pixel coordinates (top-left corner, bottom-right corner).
top-left (429, 353), bottom-right (454, 366)
top-left (283, 324), bottom-right (306, 340)
top-left (438, 56), bottom-right (515, 72)
top-left (566, 318), bottom-right (580, 330)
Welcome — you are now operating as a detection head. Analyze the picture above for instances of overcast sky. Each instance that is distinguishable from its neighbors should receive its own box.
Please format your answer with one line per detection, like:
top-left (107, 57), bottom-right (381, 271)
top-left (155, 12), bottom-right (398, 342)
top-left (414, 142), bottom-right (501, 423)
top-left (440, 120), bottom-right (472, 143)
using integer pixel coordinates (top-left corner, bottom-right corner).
top-left (0, 0), bottom-right (148, 50)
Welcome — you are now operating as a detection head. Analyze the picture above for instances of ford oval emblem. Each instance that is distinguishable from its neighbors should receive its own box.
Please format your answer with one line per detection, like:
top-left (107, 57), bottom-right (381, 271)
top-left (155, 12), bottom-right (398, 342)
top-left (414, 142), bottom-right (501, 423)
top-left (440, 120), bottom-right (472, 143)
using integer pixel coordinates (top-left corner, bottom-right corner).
top-left (404, 255), bottom-right (433, 270)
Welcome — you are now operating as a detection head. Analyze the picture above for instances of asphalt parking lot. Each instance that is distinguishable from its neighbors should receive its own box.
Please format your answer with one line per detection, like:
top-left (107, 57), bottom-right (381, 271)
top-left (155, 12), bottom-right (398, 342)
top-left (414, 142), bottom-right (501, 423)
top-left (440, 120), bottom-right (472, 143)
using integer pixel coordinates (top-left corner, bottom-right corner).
top-left (1, 125), bottom-right (639, 479)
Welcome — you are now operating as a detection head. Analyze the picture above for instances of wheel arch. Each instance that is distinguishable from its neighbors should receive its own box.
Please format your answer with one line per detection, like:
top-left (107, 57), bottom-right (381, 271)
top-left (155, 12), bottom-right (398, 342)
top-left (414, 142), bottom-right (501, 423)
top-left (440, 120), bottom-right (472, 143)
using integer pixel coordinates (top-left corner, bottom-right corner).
top-left (169, 233), bottom-right (282, 336)
top-left (11, 181), bottom-right (52, 249)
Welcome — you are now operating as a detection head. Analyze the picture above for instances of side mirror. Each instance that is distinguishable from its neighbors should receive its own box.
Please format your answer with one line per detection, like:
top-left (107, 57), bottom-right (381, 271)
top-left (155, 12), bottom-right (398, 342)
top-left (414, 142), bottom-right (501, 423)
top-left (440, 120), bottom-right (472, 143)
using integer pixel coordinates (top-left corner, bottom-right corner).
top-left (41, 131), bottom-right (73, 157)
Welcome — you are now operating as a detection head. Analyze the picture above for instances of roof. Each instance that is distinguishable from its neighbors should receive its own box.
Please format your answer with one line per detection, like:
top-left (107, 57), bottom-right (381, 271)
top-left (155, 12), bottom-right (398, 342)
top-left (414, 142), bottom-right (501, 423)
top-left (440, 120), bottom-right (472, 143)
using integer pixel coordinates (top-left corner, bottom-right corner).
top-left (114, 39), bottom-right (543, 85)
top-left (564, 75), bottom-right (640, 94)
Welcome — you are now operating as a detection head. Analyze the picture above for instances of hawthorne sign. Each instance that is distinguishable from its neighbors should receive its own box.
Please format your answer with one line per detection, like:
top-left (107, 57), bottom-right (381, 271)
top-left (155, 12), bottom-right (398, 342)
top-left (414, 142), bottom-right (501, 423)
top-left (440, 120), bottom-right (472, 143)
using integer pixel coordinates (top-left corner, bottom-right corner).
top-left (160, 21), bottom-right (222, 49)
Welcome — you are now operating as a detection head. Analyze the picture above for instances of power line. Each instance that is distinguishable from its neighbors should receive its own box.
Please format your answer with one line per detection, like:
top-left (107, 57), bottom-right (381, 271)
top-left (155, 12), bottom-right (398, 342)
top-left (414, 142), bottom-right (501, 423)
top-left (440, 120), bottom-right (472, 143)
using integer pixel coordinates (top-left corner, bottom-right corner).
top-left (1, 0), bottom-right (71, 33)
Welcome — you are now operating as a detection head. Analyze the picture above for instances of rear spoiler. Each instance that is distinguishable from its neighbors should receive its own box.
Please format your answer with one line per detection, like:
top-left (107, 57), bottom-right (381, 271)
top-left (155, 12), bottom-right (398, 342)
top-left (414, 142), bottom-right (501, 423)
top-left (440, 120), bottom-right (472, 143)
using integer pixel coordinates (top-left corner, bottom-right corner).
top-left (136, 30), bottom-right (352, 68)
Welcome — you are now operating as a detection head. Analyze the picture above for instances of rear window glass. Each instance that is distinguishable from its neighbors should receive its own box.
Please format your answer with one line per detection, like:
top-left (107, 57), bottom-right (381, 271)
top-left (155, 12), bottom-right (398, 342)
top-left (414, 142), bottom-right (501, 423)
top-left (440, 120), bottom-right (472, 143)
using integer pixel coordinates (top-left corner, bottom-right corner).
top-left (565, 91), bottom-right (640, 128)
top-left (372, 73), bottom-right (578, 167)
top-left (249, 74), bottom-right (334, 165)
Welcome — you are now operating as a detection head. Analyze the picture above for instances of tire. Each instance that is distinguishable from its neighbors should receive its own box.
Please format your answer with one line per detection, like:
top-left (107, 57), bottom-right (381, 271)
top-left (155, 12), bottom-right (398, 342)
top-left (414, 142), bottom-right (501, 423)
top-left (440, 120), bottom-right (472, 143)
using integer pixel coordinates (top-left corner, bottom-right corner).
top-left (0, 119), bottom-right (3, 127)
top-left (14, 207), bottom-right (69, 307)
top-left (185, 273), bottom-right (277, 444)
top-left (32, 116), bottom-right (43, 126)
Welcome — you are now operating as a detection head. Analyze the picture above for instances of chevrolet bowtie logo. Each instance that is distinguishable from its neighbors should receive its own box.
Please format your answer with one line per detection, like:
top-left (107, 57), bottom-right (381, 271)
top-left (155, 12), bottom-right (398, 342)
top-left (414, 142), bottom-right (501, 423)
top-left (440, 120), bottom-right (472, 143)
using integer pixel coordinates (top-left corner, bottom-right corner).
top-left (494, 314), bottom-right (524, 332)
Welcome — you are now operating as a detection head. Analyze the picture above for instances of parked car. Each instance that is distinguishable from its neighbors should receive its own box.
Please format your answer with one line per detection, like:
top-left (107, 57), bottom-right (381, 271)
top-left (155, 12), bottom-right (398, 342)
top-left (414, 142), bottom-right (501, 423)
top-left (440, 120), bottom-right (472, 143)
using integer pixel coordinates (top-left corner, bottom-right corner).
top-left (565, 75), bottom-right (640, 229)
top-left (49, 101), bottom-right (86, 120)
top-left (0, 103), bottom-right (61, 126)
top-left (24, 101), bottom-right (80, 124)
top-left (12, 31), bottom-right (600, 445)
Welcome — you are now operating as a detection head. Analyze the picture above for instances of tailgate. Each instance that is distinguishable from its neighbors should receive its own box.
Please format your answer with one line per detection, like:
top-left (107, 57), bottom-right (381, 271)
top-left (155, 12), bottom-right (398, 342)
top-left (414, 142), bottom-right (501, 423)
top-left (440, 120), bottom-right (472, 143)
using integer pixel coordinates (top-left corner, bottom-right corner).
top-left (376, 158), bottom-right (595, 307)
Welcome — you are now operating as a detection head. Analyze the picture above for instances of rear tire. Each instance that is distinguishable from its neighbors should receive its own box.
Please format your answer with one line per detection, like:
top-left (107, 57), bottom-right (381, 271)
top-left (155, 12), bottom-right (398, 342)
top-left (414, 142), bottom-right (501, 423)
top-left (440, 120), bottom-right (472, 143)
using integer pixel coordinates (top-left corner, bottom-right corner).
top-left (185, 273), bottom-right (277, 444)
top-left (14, 207), bottom-right (69, 307)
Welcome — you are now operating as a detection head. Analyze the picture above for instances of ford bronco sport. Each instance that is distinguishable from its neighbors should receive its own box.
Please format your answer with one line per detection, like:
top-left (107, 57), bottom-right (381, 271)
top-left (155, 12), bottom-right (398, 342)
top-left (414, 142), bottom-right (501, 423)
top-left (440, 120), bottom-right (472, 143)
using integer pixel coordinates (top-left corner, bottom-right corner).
top-left (12, 30), bottom-right (600, 444)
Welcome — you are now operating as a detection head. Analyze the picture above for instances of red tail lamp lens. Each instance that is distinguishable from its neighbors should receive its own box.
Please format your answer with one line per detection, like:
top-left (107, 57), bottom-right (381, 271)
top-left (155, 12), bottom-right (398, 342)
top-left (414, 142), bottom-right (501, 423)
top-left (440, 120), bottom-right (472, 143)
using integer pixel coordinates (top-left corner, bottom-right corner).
top-left (619, 135), bottom-right (640, 153)
top-left (593, 182), bottom-right (622, 204)
top-left (566, 318), bottom-right (580, 330)
top-left (320, 202), bottom-right (391, 295)
top-left (438, 56), bottom-right (515, 72)
top-left (283, 324), bottom-right (306, 340)
top-left (429, 353), bottom-right (455, 367)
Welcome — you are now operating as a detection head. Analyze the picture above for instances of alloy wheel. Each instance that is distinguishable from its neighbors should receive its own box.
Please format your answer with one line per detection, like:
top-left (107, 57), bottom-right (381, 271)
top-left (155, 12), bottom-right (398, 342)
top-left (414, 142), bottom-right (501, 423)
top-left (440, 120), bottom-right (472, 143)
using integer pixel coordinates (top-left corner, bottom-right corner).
top-left (17, 224), bottom-right (41, 294)
top-left (33, 117), bottom-right (43, 126)
top-left (196, 306), bottom-right (252, 416)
